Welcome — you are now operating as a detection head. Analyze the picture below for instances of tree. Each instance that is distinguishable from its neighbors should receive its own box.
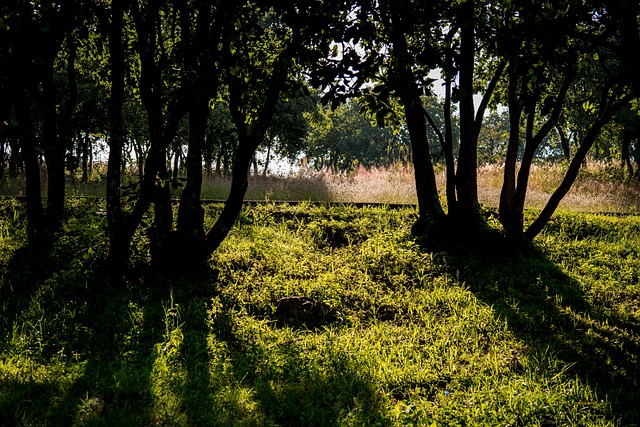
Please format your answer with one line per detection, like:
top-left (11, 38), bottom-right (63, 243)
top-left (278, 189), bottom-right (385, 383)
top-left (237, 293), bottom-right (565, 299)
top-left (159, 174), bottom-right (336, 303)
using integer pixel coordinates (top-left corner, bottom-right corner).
top-left (353, 0), bottom-right (505, 234)
top-left (0, 0), bottom-right (87, 245)
top-left (495, 0), bottom-right (639, 241)
top-left (618, 106), bottom-right (640, 177)
top-left (260, 88), bottom-right (318, 175)
top-left (305, 99), bottom-right (408, 172)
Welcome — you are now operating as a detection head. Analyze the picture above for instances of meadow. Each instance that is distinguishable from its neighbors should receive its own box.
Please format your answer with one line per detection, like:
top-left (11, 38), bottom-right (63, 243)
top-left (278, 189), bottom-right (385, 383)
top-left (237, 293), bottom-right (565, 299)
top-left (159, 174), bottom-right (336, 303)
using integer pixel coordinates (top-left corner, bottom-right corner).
top-left (1, 163), bottom-right (639, 426)
top-left (3, 161), bottom-right (640, 213)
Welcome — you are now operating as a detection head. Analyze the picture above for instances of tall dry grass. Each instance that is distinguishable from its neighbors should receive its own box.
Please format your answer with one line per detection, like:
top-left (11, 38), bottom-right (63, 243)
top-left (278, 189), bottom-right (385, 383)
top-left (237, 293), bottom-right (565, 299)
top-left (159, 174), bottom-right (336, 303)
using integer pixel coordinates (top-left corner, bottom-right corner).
top-left (2, 161), bottom-right (639, 213)
top-left (229, 161), bottom-right (640, 213)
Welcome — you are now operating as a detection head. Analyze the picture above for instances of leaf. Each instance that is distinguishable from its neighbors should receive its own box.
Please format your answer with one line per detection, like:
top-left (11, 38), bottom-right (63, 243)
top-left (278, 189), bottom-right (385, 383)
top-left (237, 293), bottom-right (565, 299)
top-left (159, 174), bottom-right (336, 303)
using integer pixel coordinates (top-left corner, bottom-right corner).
top-left (582, 100), bottom-right (596, 113)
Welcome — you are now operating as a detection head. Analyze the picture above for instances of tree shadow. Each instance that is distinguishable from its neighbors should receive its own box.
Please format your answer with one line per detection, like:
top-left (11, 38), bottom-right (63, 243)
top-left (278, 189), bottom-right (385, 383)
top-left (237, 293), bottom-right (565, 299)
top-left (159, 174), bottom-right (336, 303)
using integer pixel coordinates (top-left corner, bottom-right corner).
top-left (207, 291), bottom-right (386, 426)
top-left (0, 227), bottom-right (217, 424)
top-left (426, 239), bottom-right (640, 425)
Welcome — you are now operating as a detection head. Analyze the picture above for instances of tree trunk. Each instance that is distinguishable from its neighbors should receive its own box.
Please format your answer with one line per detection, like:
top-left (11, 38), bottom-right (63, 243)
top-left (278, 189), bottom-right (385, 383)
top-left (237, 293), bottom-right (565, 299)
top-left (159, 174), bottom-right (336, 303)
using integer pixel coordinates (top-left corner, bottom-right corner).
top-left (556, 125), bottom-right (571, 159)
top-left (105, 0), bottom-right (128, 278)
top-left (150, 148), bottom-right (174, 264)
top-left (499, 64), bottom-right (524, 239)
top-left (174, 98), bottom-right (209, 266)
top-left (501, 71), bottom-right (571, 240)
top-left (443, 72), bottom-right (457, 211)
top-left (205, 145), bottom-right (254, 254)
top-left (454, 0), bottom-right (479, 218)
top-left (252, 153), bottom-right (258, 176)
top-left (15, 89), bottom-right (45, 247)
top-left (9, 138), bottom-right (20, 178)
top-left (81, 132), bottom-right (89, 183)
top-left (42, 51), bottom-right (66, 233)
top-left (171, 146), bottom-right (181, 183)
top-left (526, 98), bottom-right (629, 240)
top-left (387, 4), bottom-right (444, 231)
top-left (263, 133), bottom-right (273, 176)
top-left (0, 140), bottom-right (4, 181)
top-left (205, 50), bottom-right (290, 255)
top-left (621, 134), bottom-right (634, 177)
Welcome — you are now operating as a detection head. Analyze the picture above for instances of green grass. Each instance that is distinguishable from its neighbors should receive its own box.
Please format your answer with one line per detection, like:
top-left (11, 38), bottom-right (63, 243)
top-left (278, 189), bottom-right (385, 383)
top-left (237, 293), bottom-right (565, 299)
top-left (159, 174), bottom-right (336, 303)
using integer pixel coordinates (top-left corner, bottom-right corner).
top-left (0, 199), bottom-right (639, 425)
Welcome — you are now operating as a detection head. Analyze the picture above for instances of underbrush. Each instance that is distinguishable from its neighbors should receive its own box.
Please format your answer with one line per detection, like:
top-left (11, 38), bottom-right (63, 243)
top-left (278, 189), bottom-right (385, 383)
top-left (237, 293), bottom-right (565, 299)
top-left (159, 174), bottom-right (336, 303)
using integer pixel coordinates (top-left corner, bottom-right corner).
top-left (0, 199), bottom-right (639, 425)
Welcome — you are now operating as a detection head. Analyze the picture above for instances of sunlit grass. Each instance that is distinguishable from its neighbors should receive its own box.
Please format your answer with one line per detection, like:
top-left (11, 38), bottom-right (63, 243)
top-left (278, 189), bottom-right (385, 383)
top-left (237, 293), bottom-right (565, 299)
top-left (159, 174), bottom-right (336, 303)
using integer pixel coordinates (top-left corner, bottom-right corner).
top-left (0, 198), bottom-right (639, 425)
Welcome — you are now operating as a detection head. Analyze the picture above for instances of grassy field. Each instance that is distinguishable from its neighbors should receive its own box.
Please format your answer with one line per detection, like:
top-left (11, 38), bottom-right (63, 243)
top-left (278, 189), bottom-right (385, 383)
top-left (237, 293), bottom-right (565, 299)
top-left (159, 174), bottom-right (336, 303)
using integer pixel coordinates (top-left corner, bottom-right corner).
top-left (3, 161), bottom-right (640, 212)
top-left (0, 197), bottom-right (639, 426)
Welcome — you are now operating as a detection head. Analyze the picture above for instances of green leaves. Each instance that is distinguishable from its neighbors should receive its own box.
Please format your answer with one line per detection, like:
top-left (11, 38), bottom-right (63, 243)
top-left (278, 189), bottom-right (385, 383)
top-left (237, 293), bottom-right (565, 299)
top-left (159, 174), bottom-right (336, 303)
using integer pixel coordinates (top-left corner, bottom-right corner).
top-left (582, 100), bottom-right (596, 114)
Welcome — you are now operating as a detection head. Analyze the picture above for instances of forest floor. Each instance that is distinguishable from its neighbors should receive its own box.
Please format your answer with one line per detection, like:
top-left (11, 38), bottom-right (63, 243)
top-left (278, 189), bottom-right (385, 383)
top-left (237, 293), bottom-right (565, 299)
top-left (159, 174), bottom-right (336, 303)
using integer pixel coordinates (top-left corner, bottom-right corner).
top-left (0, 197), bottom-right (639, 426)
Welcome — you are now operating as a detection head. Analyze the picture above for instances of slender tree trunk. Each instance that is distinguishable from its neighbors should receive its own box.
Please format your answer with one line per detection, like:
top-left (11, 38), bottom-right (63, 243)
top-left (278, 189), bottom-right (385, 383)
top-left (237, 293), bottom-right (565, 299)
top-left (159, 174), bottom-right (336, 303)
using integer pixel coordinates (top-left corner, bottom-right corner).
top-left (0, 138), bottom-right (5, 181)
top-left (499, 64), bottom-right (524, 239)
top-left (443, 73), bottom-right (457, 212)
top-left (454, 0), bottom-right (479, 218)
top-left (133, 139), bottom-right (145, 183)
top-left (42, 51), bottom-right (66, 233)
top-left (263, 133), bottom-right (273, 176)
top-left (171, 147), bottom-right (181, 183)
top-left (81, 132), bottom-right (89, 183)
top-left (105, 0), bottom-right (129, 277)
top-left (205, 51), bottom-right (290, 255)
top-left (387, 4), bottom-right (444, 231)
top-left (150, 147), bottom-right (174, 263)
top-left (526, 98), bottom-right (629, 240)
top-left (205, 143), bottom-right (254, 253)
top-left (15, 89), bottom-right (45, 247)
top-left (556, 125), bottom-right (571, 159)
top-left (621, 134), bottom-right (634, 177)
top-left (252, 153), bottom-right (258, 176)
top-left (501, 71), bottom-right (571, 240)
top-left (175, 98), bottom-right (209, 263)
top-left (9, 138), bottom-right (20, 178)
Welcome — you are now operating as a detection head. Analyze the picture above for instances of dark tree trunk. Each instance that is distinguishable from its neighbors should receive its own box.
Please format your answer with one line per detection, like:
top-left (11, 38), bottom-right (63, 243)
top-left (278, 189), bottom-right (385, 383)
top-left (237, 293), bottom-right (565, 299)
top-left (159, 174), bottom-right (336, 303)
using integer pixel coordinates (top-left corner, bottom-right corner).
top-left (204, 52), bottom-right (290, 255)
top-left (105, 0), bottom-right (129, 278)
top-left (501, 70), bottom-right (571, 240)
top-left (42, 51), bottom-right (66, 233)
top-left (81, 132), bottom-right (89, 183)
top-left (454, 0), bottom-right (479, 218)
top-left (171, 146), bottom-right (181, 183)
top-left (556, 125), bottom-right (571, 159)
top-left (621, 134), bottom-right (634, 177)
top-left (9, 138), bottom-right (21, 178)
top-left (499, 64), bottom-right (524, 239)
top-left (404, 97), bottom-right (445, 229)
top-left (526, 98), bottom-right (629, 240)
top-left (174, 98), bottom-right (209, 265)
top-left (205, 144), bottom-right (255, 254)
top-left (387, 4), bottom-right (444, 232)
top-left (252, 153), bottom-right (258, 176)
top-left (0, 141), bottom-right (4, 181)
top-left (263, 133), bottom-right (273, 176)
top-left (150, 148), bottom-right (174, 263)
top-left (15, 89), bottom-right (45, 247)
top-left (443, 70), bottom-right (457, 211)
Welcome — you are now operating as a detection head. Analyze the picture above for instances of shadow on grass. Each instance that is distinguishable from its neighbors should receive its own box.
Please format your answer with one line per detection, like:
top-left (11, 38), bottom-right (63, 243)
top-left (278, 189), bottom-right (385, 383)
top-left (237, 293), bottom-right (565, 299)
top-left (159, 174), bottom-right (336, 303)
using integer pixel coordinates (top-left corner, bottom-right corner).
top-left (431, 241), bottom-right (640, 425)
top-left (0, 250), bottom-right (383, 426)
top-left (0, 247), bottom-right (163, 424)
top-left (192, 288), bottom-right (385, 426)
